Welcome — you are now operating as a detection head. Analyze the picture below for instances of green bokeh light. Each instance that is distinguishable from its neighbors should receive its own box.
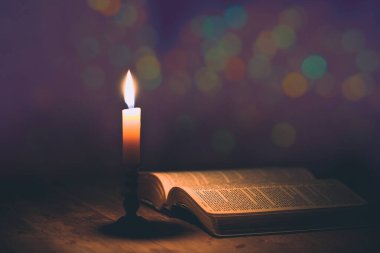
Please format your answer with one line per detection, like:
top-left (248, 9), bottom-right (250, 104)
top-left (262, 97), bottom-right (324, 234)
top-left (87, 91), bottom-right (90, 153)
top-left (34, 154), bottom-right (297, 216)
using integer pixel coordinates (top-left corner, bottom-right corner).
top-left (140, 74), bottom-right (162, 91)
top-left (136, 54), bottom-right (161, 81)
top-left (224, 5), bottom-right (247, 29)
top-left (201, 16), bottom-right (226, 39)
top-left (301, 55), bottom-right (327, 80)
top-left (272, 25), bottom-right (296, 49)
top-left (204, 46), bottom-right (229, 71)
top-left (195, 67), bottom-right (221, 95)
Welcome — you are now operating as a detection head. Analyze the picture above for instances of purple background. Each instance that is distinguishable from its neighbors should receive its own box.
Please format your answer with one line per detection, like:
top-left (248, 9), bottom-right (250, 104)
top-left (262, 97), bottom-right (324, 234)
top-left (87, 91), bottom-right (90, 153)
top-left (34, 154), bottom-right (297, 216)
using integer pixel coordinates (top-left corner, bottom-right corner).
top-left (0, 0), bottom-right (380, 197)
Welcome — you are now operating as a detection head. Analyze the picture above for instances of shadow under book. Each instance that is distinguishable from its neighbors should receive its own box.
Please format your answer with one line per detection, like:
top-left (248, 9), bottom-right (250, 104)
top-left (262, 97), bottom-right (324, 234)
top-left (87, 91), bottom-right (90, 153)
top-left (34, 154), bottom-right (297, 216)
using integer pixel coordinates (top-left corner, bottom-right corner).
top-left (138, 168), bottom-right (367, 237)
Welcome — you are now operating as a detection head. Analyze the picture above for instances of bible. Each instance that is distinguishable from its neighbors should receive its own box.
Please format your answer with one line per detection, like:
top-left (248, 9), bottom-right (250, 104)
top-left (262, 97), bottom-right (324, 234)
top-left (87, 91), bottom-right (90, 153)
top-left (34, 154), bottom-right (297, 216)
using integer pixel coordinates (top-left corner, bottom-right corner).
top-left (138, 168), bottom-right (367, 236)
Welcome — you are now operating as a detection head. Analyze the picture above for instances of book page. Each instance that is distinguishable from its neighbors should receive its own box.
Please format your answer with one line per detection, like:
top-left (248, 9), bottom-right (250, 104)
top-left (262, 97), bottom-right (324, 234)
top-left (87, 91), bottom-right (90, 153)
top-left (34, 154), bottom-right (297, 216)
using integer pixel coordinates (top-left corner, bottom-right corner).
top-left (150, 168), bottom-right (314, 199)
top-left (180, 180), bottom-right (366, 215)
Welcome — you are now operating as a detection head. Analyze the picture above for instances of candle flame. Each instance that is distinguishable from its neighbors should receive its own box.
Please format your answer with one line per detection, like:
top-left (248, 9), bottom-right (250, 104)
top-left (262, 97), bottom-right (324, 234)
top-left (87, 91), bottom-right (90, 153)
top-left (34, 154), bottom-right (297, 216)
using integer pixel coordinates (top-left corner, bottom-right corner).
top-left (123, 70), bottom-right (136, 108)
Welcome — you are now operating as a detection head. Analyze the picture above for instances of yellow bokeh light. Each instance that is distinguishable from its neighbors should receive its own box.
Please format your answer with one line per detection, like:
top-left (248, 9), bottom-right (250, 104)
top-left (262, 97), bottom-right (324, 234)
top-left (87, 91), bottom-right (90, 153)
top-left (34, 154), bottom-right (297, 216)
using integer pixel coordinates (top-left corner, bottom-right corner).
top-left (254, 31), bottom-right (277, 58)
top-left (282, 72), bottom-right (308, 98)
top-left (342, 74), bottom-right (372, 101)
top-left (195, 67), bottom-right (221, 95)
top-left (278, 8), bottom-right (305, 30)
top-left (136, 54), bottom-right (161, 81)
top-left (87, 0), bottom-right (121, 16)
top-left (87, 0), bottom-right (110, 11)
top-left (204, 46), bottom-right (228, 71)
top-left (272, 122), bottom-right (296, 148)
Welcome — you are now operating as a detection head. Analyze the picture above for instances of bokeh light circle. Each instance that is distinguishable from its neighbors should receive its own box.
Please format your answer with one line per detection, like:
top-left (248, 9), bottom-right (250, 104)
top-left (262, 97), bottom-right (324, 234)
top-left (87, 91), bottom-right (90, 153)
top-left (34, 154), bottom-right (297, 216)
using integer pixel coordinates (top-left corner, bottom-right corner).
top-left (87, 0), bottom-right (121, 16)
top-left (254, 31), bottom-right (277, 58)
top-left (342, 74), bottom-right (373, 101)
top-left (272, 25), bottom-right (296, 49)
top-left (224, 5), bottom-right (248, 29)
top-left (204, 45), bottom-right (229, 71)
top-left (136, 54), bottom-right (161, 81)
top-left (224, 57), bottom-right (246, 81)
top-left (195, 67), bottom-right (221, 95)
top-left (282, 72), bottom-right (308, 98)
top-left (141, 74), bottom-right (162, 91)
top-left (201, 16), bottom-right (226, 39)
top-left (278, 8), bottom-right (305, 30)
top-left (301, 55), bottom-right (327, 80)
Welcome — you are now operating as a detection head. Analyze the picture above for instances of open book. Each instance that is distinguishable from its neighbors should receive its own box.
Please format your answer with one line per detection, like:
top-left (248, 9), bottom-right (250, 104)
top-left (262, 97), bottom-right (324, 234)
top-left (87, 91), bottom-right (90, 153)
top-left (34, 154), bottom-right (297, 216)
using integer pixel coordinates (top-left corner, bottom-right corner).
top-left (139, 168), bottom-right (367, 236)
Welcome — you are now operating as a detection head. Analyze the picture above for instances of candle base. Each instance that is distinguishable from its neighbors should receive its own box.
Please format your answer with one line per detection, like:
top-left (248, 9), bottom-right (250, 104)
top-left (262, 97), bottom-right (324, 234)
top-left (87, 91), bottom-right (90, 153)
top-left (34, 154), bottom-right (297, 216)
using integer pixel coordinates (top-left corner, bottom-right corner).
top-left (103, 213), bottom-right (149, 238)
top-left (122, 168), bottom-right (140, 217)
top-left (102, 211), bottom-right (187, 238)
top-left (108, 165), bottom-right (150, 237)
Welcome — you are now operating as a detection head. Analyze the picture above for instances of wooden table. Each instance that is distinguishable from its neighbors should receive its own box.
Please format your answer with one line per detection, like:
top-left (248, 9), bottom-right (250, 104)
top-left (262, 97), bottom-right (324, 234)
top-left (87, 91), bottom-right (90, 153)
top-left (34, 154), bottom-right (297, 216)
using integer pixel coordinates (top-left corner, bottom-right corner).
top-left (0, 177), bottom-right (378, 253)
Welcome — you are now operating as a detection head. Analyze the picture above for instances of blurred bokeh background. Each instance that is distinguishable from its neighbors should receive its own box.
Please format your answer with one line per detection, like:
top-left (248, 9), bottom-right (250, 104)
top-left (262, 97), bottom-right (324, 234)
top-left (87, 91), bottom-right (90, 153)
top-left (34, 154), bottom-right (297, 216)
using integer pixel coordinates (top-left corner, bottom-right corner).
top-left (1, 0), bottom-right (380, 192)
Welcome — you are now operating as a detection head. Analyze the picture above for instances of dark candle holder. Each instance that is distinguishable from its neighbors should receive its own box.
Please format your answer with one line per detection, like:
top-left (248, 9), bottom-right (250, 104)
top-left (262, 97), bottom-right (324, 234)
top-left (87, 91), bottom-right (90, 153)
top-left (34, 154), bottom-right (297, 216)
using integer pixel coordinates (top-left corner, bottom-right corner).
top-left (115, 165), bottom-right (147, 229)
top-left (101, 164), bottom-right (187, 238)
top-left (100, 164), bottom-right (149, 238)
top-left (122, 166), bottom-right (139, 217)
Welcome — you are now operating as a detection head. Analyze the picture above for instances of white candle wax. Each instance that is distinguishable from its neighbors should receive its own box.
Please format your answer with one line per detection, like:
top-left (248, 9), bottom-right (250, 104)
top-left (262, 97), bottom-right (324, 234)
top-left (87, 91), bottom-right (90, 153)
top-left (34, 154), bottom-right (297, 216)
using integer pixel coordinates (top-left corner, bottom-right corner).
top-left (122, 107), bottom-right (141, 165)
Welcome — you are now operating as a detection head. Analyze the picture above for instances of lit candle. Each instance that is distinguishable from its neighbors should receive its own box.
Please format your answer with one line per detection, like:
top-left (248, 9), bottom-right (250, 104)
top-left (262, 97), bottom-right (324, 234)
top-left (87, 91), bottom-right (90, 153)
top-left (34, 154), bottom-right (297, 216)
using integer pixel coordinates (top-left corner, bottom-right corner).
top-left (122, 70), bottom-right (141, 166)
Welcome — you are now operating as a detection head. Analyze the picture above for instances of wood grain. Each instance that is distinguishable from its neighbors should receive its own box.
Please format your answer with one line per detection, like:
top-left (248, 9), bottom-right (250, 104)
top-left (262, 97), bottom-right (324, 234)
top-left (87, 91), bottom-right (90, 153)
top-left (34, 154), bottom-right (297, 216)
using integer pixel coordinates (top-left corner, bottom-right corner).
top-left (0, 178), bottom-right (378, 253)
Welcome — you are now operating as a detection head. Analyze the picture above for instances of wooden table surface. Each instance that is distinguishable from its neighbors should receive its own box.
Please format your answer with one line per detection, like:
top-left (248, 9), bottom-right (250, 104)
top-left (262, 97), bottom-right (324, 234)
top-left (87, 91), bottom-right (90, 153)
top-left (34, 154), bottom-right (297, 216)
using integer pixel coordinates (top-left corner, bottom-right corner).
top-left (0, 177), bottom-right (378, 253)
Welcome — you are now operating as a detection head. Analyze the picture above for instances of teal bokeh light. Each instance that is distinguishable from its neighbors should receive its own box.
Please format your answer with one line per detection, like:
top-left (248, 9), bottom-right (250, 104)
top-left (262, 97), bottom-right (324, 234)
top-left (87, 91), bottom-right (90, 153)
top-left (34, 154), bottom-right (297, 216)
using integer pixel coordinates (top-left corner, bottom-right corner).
top-left (224, 5), bottom-right (247, 29)
top-left (201, 16), bottom-right (226, 39)
top-left (301, 55), bottom-right (327, 80)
